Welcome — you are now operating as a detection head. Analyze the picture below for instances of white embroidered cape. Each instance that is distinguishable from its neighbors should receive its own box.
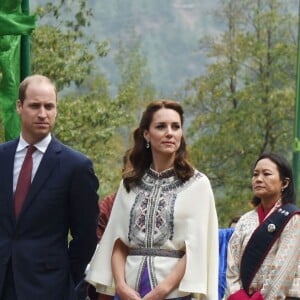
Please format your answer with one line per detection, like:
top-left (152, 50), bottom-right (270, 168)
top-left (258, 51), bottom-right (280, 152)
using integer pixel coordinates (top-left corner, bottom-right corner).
top-left (86, 169), bottom-right (218, 300)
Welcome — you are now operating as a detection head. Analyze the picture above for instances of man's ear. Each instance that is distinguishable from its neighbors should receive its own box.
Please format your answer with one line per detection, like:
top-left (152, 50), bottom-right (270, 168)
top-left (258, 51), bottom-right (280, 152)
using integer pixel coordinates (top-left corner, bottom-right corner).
top-left (16, 100), bottom-right (22, 115)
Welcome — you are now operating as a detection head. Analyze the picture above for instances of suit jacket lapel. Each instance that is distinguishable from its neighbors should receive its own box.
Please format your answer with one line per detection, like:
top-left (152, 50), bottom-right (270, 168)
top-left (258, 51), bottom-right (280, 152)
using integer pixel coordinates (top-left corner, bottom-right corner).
top-left (19, 138), bottom-right (62, 219)
top-left (0, 140), bottom-right (18, 219)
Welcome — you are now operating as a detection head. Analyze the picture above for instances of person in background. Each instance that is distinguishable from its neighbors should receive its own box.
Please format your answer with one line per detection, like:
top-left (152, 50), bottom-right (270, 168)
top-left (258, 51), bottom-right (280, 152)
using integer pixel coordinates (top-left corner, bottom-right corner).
top-left (228, 216), bottom-right (240, 228)
top-left (85, 99), bottom-right (219, 300)
top-left (87, 151), bottom-right (131, 300)
top-left (218, 215), bottom-right (240, 300)
top-left (0, 74), bottom-right (99, 300)
top-left (218, 229), bottom-right (234, 300)
top-left (225, 152), bottom-right (300, 300)
top-left (96, 151), bottom-right (131, 242)
top-left (96, 193), bottom-right (116, 241)
top-left (87, 189), bottom-right (117, 300)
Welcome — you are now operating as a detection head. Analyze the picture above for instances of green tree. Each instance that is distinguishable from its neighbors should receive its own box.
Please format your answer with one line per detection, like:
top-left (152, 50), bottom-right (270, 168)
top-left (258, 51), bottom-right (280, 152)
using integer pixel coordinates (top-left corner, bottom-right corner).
top-left (28, 0), bottom-right (123, 195)
top-left (31, 0), bottom-right (109, 90)
top-left (29, 2), bottom-right (156, 195)
top-left (54, 75), bottom-right (126, 196)
top-left (0, 0), bottom-right (109, 141)
top-left (53, 40), bottom-right (156, 195)
top-left (116, 38), bottom-right (155, 105)
top-left (185, 0), bottom-right (298, 226)
top-left (115, 35), bottom-right (156, 144)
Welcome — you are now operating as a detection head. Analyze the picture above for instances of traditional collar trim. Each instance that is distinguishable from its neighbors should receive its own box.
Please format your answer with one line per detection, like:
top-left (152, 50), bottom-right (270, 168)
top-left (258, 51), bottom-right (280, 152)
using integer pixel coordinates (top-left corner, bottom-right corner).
top-left (148, 166), bottom-right (176, 179)
top-left (134, 168), bottom-right (202, 194)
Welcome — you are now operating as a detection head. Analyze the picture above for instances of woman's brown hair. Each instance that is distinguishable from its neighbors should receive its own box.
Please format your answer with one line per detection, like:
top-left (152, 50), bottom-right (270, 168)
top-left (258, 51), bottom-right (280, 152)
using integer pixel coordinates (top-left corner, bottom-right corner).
top-left (123, 100), bottom-right (194, 192)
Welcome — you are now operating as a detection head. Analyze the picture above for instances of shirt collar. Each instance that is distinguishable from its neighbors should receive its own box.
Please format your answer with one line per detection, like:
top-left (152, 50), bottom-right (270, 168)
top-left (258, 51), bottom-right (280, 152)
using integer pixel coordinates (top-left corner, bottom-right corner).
top-left (17, 134), bottom-right (52, 154)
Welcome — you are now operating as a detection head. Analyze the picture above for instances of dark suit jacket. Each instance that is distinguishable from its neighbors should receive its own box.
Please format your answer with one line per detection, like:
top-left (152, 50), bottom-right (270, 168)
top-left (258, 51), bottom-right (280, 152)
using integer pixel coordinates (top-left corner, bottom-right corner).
top-left (0, 136), bottom-right (99, 300)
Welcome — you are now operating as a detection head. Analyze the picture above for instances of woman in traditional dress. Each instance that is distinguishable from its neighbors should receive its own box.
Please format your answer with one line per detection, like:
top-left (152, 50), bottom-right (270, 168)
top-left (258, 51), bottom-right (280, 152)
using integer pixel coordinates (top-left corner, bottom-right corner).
top-left (225, 152), bottom-right (300, 300)
top-left (85, 100), bottom-right (219, 300)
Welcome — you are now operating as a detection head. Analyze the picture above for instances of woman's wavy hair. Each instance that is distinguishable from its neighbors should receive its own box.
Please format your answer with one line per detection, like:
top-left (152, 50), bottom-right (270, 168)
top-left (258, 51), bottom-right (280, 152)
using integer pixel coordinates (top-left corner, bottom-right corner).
top-left (251, 152), bottom-right (296, 206)
top-left (123, 100), bottom-right (194, 192)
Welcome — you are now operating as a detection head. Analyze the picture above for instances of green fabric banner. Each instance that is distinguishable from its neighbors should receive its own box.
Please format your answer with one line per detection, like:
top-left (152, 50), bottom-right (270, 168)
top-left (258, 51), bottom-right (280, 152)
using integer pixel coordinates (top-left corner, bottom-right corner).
top-left (0, 1), bottom-right (35, 141)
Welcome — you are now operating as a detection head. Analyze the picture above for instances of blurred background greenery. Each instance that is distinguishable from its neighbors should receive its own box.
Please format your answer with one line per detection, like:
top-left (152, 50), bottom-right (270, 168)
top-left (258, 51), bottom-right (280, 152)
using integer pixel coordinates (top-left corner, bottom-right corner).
top-left (0, 0), bottom-right (298, 227)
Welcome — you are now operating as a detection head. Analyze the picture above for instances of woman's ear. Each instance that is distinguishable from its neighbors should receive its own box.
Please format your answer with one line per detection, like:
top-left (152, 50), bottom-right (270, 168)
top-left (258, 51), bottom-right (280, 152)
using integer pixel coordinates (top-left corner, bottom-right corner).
top-left (283, 178), bottom-right (290, 189)
top-left (143, 130), bottom-right (149, 142)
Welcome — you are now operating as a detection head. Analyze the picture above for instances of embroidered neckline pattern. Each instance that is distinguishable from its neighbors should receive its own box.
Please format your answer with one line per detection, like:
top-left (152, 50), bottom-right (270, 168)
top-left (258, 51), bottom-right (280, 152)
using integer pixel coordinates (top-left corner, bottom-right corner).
top-left (128, 168), bottom-right (203, 245)
top-left (127, 168), bottom-right (203, 291)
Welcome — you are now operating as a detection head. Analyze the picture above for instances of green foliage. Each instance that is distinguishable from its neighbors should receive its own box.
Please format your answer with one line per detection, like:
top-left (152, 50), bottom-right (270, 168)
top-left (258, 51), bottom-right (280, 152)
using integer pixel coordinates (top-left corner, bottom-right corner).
top-left (29, 0), bottom-right (156, 196)
top-left (185, 0), bottom-right (298, 226)
top-left (31, 0), bottom-right (109, 90)
top-left (1, 0), bottom-right (298, 226)
top-left (54, 80), bottom-right (125, 195)
top-left (115, 36), bottom-right (156, 124)
top-left (28, 0), bottom-right (117, 195)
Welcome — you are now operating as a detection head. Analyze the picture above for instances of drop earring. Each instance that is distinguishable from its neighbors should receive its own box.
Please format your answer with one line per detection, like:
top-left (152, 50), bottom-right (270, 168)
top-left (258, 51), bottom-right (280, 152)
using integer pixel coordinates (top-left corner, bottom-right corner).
top-left (146, 141), bottom-right (150, 149)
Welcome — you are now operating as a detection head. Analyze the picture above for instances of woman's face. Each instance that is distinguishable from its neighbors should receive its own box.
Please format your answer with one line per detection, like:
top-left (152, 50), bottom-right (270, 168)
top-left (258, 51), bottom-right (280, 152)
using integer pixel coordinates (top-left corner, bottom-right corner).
top-left (143, 108), bottom-right (183, 160)
top-left (252, 158), bottom-right (285, 203)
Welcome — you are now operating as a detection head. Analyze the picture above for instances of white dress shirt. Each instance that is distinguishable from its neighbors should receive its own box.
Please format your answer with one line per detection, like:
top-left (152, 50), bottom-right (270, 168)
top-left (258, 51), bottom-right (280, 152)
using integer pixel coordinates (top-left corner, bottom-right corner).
top-left (13, 134), bottom-right (52, 193)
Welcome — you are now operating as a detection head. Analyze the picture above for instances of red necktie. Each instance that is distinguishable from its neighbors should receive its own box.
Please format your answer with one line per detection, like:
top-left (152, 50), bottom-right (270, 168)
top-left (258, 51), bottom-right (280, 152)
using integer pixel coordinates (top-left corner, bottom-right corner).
top-left (14, 145), bottom-right (36, 219)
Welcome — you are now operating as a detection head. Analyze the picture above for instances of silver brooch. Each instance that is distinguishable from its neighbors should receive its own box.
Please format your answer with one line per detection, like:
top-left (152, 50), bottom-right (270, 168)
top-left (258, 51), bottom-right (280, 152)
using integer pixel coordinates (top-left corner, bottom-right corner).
top-left (267, 223), bottom-right (276, 232)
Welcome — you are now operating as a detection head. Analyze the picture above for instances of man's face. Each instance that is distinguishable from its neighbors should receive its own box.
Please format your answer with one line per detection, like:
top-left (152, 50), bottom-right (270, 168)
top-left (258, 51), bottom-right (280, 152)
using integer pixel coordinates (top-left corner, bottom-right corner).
top-left (16, 81), bottom-right (57, 144)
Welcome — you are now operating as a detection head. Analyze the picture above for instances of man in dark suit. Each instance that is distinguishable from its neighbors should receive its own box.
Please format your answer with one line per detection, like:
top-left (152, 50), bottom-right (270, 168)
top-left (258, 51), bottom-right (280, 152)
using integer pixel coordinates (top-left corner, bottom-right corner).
top-left (0, 74), bottom-right (99, 299)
